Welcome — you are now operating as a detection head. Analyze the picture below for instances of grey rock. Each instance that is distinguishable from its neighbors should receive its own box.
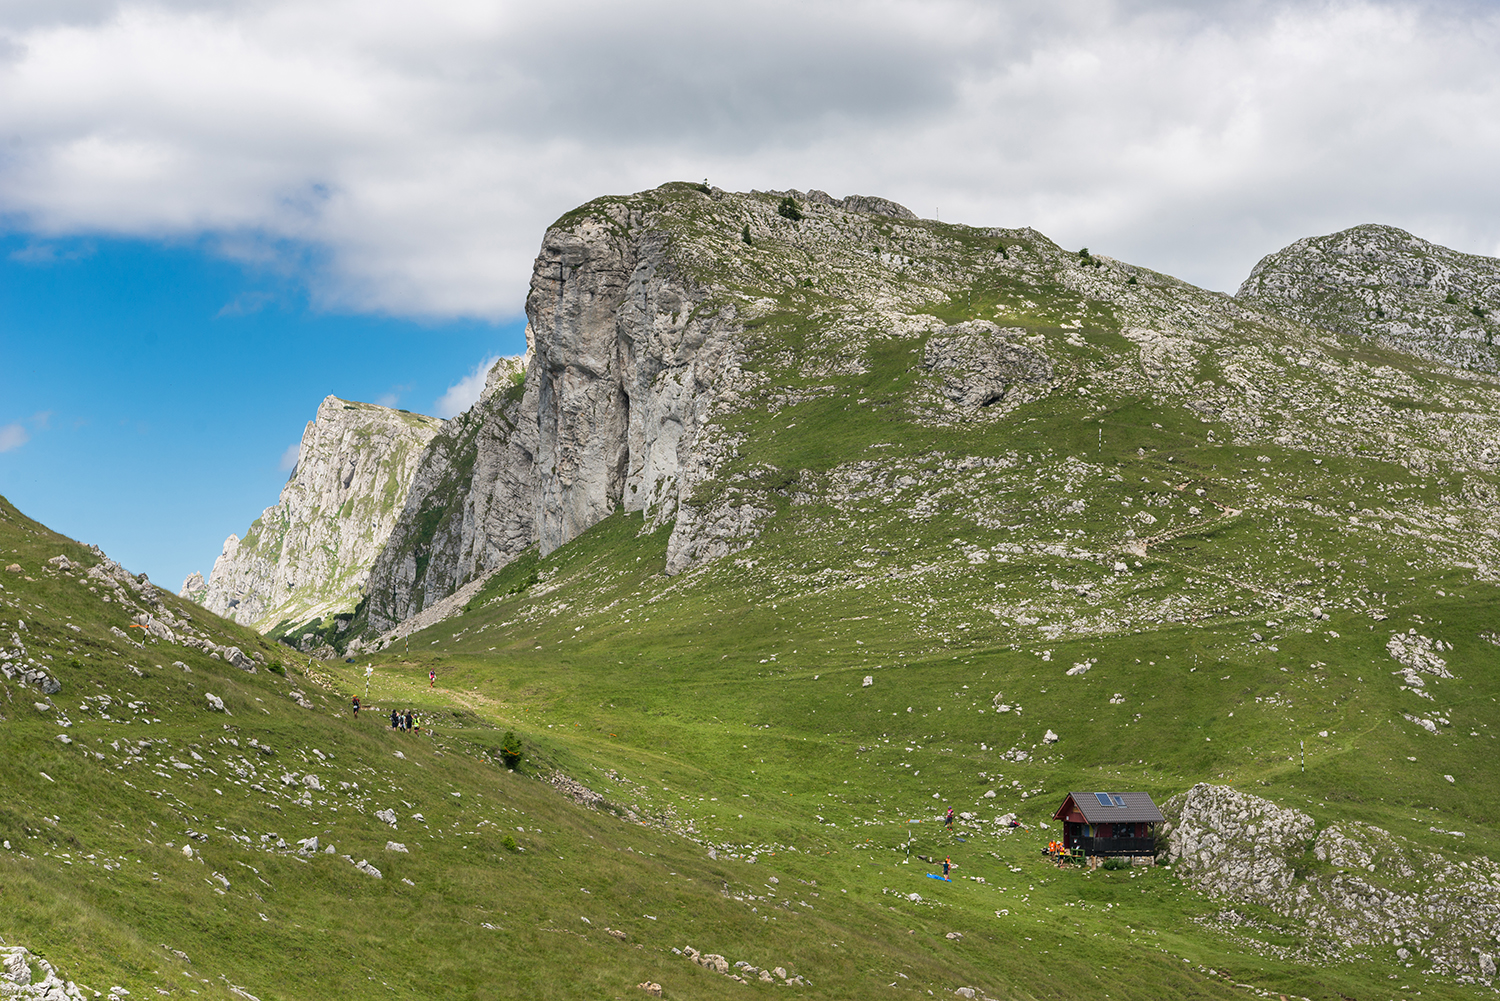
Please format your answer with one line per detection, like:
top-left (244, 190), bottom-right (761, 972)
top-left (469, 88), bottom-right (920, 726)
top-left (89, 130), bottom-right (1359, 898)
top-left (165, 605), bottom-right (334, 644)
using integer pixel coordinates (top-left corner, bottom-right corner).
top-left (922, 322), bottom-right (1053, 408)
top-left (1164, 782), bottom-right (1500, 979)
top-left (196, 396), bottom-right (442, 632)
top-left (1238, 223), bottom-right (1500, 372)
top-left (177, 571), bottom-right (208, 603)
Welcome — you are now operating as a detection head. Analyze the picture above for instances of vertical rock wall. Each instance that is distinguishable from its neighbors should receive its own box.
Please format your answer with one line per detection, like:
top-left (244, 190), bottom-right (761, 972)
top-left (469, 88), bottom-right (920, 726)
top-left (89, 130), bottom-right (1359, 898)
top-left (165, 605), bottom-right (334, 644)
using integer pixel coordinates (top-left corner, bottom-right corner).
top-left (360, 195), bottom-right (758, 638)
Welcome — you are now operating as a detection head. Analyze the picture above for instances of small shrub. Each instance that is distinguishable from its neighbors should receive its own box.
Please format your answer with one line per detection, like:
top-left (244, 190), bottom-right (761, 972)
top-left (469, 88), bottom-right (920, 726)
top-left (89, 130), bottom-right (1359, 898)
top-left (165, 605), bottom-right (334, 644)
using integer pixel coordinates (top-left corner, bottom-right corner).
top-left (1473, 305), bottom-right (1488, 319)
top-left (501, 834), bottom-right (519, 852)
top-left (1445, 291), bottom-right (1460, 304)
top-left (1101, 856), bottom-right (1128, 871)
top-left (268, 662), bottom-right (286, 676)
top-left (499, 730), bottom-right (523, 768)
top-left (742, 224), bottom-right (753, 246)
top-left (777, 196), bottom-right (803, 221)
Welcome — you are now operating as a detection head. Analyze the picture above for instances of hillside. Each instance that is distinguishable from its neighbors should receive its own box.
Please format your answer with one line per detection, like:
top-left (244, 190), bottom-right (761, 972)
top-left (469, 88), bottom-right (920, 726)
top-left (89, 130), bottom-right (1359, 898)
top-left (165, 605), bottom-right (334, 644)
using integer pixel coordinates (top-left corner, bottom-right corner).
top-left (1238, 223), bottom-right (1500, 372)
top-left (13, 183), bottom-right (1500, 999)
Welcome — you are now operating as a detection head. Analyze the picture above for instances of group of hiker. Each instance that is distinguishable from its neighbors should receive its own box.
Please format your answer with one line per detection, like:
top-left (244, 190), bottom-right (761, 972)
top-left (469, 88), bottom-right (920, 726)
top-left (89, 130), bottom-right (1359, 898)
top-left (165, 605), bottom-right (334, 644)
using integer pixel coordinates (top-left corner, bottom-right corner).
top-left (349, 695), bottom-right (420, 733)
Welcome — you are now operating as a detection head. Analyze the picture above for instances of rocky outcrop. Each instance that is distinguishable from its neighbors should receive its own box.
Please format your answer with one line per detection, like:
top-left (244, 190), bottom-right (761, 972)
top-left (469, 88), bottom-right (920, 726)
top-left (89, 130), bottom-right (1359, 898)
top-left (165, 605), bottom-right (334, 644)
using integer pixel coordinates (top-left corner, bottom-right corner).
top-left (1238, 224), bottom-right (1500, 371)
top-left (1163, 783), bottom-right (1500, 983)
top-left (921, 322), bottom-right (1053, 408)
top-left (177, 571), bottom-right (207, 603)
top-left (192, 397), bottom-right (441, 633)
top-left (0, 944), bottom-right (86, 999)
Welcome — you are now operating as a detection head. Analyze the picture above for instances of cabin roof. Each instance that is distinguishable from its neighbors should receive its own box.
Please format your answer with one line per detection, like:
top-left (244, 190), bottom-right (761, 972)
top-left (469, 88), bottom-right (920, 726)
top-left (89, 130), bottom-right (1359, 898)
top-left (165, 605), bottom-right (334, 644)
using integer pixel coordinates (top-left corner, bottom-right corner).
top-left (1054, 791), bottom-right (1164, 824)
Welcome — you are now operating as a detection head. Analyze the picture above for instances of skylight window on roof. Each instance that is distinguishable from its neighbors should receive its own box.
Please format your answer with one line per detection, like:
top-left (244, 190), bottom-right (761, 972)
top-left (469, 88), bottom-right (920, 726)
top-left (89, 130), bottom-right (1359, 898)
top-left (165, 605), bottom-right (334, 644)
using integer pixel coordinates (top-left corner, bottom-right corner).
top-left (1110, 794), bottom-right (1126, 807)
top-left (1094, 792), bottom-right (1113, 807)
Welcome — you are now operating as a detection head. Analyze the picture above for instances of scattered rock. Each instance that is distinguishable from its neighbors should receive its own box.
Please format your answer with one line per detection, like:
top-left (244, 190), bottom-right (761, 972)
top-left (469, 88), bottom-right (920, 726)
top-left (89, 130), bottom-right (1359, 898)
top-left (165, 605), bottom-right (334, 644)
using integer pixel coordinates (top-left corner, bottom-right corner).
top-left (355, 860), bottom-right (382, 878)
top-left (386, 842), bottom-right (408, 853)
top-left (945, 931), bottom-right (964, 941)
top-left (863, 675), bottom-right (873, 687)
top-left (205, 693), bottom-right (227, 713)
top-left (375, 809), bottom-right (398, 827)
top-left (1042, 730), bottom-right (1059, 744)
top-left (636, 983), bottom-right (662, 998)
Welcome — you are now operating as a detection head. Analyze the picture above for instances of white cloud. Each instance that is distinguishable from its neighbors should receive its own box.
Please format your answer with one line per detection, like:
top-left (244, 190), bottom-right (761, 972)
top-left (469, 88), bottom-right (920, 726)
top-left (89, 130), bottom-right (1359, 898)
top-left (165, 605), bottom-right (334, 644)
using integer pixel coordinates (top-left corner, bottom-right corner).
top-left (278, 441), bottom-right (300, 471)
top-left (0, 423), bottom-right (30, 453)
top-left (0, 1), bottom-right (1496, 313)
top-left (434, 355), bottom-right (498, 419)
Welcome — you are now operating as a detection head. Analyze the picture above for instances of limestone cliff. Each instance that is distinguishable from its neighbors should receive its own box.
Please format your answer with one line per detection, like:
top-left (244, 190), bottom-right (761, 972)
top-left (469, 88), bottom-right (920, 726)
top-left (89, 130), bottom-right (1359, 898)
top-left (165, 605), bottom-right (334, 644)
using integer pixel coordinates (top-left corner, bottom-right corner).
top-left (191, 396), bottom-right (441, 635)
top-left (359, 184), bottom-right (935, 638)
top-left (357, 356), bottom-right (534, 634)
top-left (1238, 223), bottom-right (1500, 371)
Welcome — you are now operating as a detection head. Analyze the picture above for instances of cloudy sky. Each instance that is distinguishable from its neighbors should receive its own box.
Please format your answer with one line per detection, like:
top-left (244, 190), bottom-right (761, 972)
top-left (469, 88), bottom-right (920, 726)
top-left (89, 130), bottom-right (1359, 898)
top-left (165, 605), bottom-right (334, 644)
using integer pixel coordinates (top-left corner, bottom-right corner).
top-left (2, 0), bottom-right (1498, 586)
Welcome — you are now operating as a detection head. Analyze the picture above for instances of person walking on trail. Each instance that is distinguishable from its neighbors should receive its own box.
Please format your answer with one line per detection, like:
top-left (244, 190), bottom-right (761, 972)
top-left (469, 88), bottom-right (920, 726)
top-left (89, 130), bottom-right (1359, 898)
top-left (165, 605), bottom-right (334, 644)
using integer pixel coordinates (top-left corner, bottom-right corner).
top-left (390, 708), bottom-right (399, 730)
top-left (429, 669), bottom-right (436, 688)
top-left (944, 807), bottom-right (955, 830)
top-left (942, 857), bottom-right (952, 881)
top-left (352, 695), bottom-right (360, 717)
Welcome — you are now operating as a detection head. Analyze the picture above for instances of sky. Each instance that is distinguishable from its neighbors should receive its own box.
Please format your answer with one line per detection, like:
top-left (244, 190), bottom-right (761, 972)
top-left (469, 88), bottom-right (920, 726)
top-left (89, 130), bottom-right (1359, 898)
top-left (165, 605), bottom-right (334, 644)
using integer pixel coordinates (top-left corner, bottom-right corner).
top-left (1, 0), bottom-right (1499, 588)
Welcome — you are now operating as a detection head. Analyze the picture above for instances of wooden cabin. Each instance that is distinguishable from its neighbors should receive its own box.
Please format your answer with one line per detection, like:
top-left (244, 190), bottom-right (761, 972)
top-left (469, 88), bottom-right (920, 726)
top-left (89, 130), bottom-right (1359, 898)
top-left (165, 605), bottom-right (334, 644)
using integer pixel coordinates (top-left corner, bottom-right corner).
top-left (1052, 791), bottom-right (1164, 858)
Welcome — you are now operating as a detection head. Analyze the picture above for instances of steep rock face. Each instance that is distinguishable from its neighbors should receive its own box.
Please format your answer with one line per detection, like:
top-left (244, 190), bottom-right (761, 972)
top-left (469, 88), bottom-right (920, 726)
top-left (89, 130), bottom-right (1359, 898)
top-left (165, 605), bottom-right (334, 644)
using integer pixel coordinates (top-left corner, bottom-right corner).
top-left (1238, 224), bottom-right (1500, 371)
top-left (359, 357), bottom-right (535, 634)
top-left (194, 397), bottom-right (441, 632)
top-left (1164, 783), bottom-right (1500, 981)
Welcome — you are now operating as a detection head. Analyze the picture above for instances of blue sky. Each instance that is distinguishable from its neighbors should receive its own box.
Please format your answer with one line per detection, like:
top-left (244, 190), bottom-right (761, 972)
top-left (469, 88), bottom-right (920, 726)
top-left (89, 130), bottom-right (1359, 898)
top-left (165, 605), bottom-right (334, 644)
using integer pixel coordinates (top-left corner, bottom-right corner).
top-left (0, 233), bottom-right (525, 589)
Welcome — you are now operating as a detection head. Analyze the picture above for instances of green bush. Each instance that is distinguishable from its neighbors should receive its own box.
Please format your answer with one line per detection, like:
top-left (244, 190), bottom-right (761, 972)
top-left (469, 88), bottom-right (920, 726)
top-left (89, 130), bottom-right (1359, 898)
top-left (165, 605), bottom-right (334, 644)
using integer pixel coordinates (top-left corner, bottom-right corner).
top-left (268, 662), bottom-right (286, 676)
top-left (498, 730), bottom-right (523, 769)
top-left (777, 197), bottom-right (803, 221)
top-left (1101, 856), bottom-right (1129, 870)
top-left (742, 224), bottom-right (753, 246)
top-left (501, 834), bottom-right (519, 852)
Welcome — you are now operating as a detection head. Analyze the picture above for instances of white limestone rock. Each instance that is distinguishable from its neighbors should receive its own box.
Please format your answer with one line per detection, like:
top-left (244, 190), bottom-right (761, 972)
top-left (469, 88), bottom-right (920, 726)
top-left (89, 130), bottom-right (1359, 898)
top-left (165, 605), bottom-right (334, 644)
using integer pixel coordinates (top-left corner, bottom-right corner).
top-left (1163, 782), bottom-right (1500, 980)
top-left (1238, 223), bottom-right (1500, 372)
top-left (194, 396), bottom-right (442, 632)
